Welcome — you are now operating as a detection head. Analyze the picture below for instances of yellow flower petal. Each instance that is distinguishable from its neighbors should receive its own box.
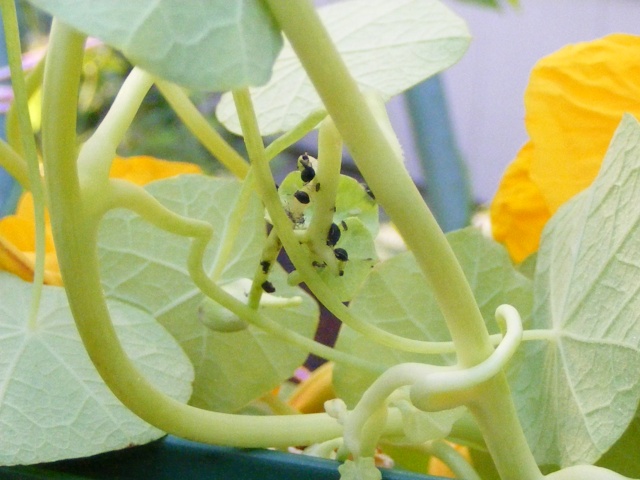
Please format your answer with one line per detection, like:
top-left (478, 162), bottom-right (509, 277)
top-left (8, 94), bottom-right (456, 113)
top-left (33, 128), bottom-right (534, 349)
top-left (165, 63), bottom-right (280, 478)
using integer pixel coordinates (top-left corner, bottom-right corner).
top-left (526, 34), bottom-right (640, 212)
top-left (427, 443), bottom-right (471, 478)
top-left (0, 235), bottom-right (62, 285)
top-left (490, 142), bottom-right (550, 263)
top-left (491, 34), bottom-right (640, 261)
top-left (288, 362), bottom-right (335, 414)
top-left (109, 155), bottom-right (201, 186)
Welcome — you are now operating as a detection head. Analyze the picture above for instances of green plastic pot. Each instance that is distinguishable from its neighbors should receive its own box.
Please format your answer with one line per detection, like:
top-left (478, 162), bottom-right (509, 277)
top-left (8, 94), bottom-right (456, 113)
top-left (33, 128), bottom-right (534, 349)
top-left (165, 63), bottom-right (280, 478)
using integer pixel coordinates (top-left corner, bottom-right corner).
top-left (0, 436), bottom-right (446, 479)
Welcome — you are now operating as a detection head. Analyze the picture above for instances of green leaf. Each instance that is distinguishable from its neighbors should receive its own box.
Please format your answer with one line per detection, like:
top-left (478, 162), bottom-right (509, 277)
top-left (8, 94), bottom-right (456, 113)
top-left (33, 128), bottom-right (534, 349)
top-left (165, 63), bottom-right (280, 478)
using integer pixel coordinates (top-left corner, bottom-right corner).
top-left (333, 227), bottom-right (533, 407)
top-left (316, 217), bottom-right (378, 303)
top-left (25, 0), bottom-right (283, 91)
top-left (394, 399), bottom-right (465, 444)
top-left (98, 175), bottom-right (318, 412)
top-left (216, 0), bottom-right (471, 135)
top-left (0, 273), bottom-right (193, 466)
top-left (514, 114), bottom-right (640, 467)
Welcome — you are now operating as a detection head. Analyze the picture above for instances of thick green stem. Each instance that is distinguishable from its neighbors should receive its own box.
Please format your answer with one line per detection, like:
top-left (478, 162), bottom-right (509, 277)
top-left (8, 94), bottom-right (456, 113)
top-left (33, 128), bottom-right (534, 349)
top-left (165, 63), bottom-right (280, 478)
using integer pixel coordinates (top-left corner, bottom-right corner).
top-left (0, 138), bottom-right (28, 189)
top-left (306, 117), bottom-right (342, 247)
top-left (233, 88), bottom-right (460, 355)
top-left (265, 0), bottom-right (488, 363)
top-left (426, 440), bottom-right (482, 480)
top-left (264, 109), bottom-right (327, 161)
top-left (0, 0), bottom-right (45, 329)
top-left (107, 182), bottom-right (383, 373)
top-left (156, 79), bottom-right (249, 178)
top-left (41, 19), bottom-right (346, 450)
top-left (5, 47), bottom-right (44, 157)
top-left (78, 67), bottom-right (154, 191)
top-left (263, 2), bottom-right (543, 479)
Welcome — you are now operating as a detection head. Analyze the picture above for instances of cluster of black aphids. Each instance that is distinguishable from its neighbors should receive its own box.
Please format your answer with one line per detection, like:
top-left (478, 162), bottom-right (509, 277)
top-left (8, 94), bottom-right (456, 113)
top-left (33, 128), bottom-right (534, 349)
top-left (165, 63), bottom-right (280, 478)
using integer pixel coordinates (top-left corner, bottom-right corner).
top-left (325, 222), bottom-right (348, 275)
top-left (293, 153), bottom-right (316, 205)
top-left (298, 153), bottom-right (351, 276)
top-left (298, 153), bottom-right (316, 183)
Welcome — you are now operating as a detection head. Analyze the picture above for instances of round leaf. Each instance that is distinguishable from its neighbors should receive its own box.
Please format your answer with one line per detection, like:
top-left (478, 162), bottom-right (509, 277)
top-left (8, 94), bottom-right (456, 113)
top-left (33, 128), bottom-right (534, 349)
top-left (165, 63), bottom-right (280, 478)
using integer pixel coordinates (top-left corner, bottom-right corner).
top-left (98, 175), bottom-right (318, 412)
top-left (216, 0), bottom-right (470, 135)
top-left (0, 274), bottom-right (194, 466)
top-left (26, 0), bottom-right (283, 91)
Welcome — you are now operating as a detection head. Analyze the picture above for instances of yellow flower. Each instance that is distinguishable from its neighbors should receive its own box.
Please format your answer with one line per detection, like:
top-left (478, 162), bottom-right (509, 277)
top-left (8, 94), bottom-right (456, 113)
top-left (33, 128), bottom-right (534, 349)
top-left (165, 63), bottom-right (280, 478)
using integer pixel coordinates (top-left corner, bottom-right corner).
top-left (491, 34), bottom-right (640, 262)
top-left (0, 155), bottom-right (201, 284)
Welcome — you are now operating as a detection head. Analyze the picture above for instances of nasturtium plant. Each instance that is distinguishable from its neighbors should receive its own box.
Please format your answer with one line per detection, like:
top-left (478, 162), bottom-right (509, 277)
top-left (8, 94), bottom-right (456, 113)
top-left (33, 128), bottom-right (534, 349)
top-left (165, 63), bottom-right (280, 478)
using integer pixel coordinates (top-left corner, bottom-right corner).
top-left (514, 115), bottom-right (640, 467)
top-left (216, 0), bottom-right (471, 135)
top-left (0, 273), bottom-right (194, 465)
top-left (491, 34), bottom-right (640, 263)
top-left (98, 175), bottom-right (319, 412)
top-left (0, 0), bottom-right (640, 479)
top-left (24, 0), bottom-right (283, 91)
top-left (277, 168), bottom-right (379, 301)
top-left (333, 227), bottom-right (533, 407)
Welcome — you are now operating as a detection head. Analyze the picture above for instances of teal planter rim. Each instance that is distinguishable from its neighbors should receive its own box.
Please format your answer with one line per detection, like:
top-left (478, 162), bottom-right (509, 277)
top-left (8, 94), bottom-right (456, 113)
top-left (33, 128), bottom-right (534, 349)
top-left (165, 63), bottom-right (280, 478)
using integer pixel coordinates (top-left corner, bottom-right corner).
top-left (1, 436), bottom-right (446, 480)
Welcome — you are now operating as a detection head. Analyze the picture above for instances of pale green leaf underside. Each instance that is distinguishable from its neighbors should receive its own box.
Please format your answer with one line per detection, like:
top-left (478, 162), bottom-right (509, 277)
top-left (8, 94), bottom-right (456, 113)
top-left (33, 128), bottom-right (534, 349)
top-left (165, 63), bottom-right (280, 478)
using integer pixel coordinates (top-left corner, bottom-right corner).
top-left (98, 175), bottom-right (318, 412)
top-left (0, 273), bottom-right (193, 466)
top-left (26, 0), bottom-right (283, 91)
top-left (316, 217), bottom-right (378, 303)
top-left (334, 227), bottom-right (532, 407)
top-left (517, 114), bottom-right (640, 467)
top-left (216, 0), bottom-right (471, 135)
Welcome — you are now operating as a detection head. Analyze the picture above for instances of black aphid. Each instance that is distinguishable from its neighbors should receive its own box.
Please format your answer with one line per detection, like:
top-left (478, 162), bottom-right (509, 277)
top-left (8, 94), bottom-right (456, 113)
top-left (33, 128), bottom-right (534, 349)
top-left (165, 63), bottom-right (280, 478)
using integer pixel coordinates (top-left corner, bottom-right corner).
top-left (261, 281), bottom-right (276, 293)
top-left (299, 153), bottom-right (312, 168)
top-left (260, 260), bottom-right (271, 274)
top-left (315, 183), bottom-right (321, 192)
top-left (364, 184), bottom-right (375, 200)
top-left (334, 248), bottom-right (349, 262)
top-left (340, 220), bottom-right (348, 231)
top-left (294, 190), bottom-right (311, 204)
top-left (326, 223), bottom-right (341, 247)
top-left (301, 165), bottom-right (316, 183)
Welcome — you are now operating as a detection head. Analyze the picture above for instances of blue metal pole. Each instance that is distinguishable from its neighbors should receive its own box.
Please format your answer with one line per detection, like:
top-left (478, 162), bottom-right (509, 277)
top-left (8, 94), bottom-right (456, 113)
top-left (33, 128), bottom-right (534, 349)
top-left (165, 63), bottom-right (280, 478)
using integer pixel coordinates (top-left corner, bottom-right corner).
top-left (404, 75), bottom-right (472, 232)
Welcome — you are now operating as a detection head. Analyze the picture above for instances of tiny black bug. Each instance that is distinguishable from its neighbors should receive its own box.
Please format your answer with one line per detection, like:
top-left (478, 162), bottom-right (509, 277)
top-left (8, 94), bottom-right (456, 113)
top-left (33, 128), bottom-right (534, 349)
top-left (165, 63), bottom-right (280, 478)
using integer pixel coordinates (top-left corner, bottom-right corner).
top-left (340, 220), bottom-right (348, 231)
top-left (326, 223), bottom-right (341, 247)
top-left (301, 165), bottom-right (316, 183)
top-left (260, 260), bottom-right (271, 274)
top-left (299, 153), bottom-right (312, 168)
top-left (312, 260), bottom-right (326, 268)
top-left (294, 190), bottom-right (310, 204)
top-left (261, 281), bottom-right (276, 293)
top-left (334, 248), bottom-right (349, 262)
top-left (315, 182), bottom-right (321, 192)
top-left (363, 184), bottom-right (375, 200)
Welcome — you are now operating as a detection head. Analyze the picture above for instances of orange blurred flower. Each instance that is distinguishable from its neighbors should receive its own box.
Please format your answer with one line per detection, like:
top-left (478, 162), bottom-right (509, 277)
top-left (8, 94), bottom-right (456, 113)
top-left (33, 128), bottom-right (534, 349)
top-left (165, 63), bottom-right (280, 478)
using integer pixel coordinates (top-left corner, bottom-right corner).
top-left (491, 34), bottom-right (640, 262)
top-left (0, 155), bottom-right (201, 285)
